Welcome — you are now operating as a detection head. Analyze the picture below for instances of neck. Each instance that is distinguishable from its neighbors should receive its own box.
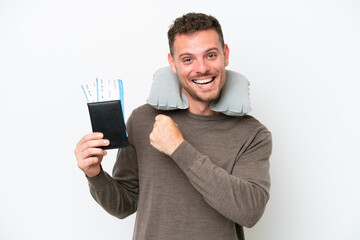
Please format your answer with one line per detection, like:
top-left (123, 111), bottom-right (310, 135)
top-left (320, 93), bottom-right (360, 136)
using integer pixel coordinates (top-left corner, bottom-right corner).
top-left (182, 88), bottom-right (219, 116)
top-left (187, 98), bottom-right (218, 116)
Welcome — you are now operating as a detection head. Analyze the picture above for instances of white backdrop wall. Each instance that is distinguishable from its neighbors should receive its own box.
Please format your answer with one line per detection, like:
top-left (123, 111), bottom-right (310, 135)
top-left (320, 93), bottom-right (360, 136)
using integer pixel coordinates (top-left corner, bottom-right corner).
top-left (1, 0), bottom-right (359, 239)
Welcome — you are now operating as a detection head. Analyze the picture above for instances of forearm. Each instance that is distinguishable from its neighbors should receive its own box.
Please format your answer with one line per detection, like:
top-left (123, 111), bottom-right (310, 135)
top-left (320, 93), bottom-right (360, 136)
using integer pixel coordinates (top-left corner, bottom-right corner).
top-left (87, 166), bottom-right (138, 219)
top-left (171, 133), bottom-right (271, 227)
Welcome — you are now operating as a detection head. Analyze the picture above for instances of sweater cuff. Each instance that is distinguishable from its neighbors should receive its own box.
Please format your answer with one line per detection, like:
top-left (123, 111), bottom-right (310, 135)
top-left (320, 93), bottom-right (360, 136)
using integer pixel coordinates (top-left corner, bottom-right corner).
top-left (170, 140), bottom-right (201, 173)
top-left (86, 166), bottom-right (110, 189)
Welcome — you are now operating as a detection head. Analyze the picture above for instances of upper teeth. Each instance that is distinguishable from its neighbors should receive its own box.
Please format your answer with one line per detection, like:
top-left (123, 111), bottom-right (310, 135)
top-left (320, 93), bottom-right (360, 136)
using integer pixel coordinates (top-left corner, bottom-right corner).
top-left (193, 78), bottom-right (213, 84)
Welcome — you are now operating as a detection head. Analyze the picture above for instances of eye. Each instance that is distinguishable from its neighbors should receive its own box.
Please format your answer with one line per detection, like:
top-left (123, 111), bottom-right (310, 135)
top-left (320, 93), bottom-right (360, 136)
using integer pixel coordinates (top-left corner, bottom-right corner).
top-left (182, 58), bottom-right (192, 63)
top-left (208, 53), bottom-right (217, 59)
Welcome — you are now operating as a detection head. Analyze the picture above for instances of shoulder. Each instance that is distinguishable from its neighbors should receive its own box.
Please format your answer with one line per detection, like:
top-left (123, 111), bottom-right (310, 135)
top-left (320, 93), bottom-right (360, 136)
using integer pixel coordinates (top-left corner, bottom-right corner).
top-left (230, 115), bottom-right (272, 153)
top-left (241, 115), bottom-right (269, 130)
top-left (129, 104), bottom-right (164, 119)
top-left (125, 104), bottom-right (159, 140)
top-left (128, 104), bottom-right (169, 125)
top-left (231, 114), bottom-right (271, 137)
top-left (133, 104), bottom-right (156, 114)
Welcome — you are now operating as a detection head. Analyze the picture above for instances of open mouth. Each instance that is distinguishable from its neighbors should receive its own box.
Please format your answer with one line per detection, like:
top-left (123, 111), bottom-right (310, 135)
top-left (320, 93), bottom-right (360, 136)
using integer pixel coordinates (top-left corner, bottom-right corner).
top-left (192, 77), bottom-right (215, 85)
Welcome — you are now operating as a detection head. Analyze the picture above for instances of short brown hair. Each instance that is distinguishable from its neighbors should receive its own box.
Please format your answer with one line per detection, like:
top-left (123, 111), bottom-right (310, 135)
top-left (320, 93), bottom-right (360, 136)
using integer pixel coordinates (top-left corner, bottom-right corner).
top-left (167, 13), bottom-right (224, 56)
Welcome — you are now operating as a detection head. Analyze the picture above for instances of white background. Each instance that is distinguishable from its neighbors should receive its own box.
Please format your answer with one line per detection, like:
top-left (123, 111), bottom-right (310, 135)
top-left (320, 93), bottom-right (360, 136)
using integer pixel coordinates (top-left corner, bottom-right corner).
top-left (1, 0), bottom-right (360, 239)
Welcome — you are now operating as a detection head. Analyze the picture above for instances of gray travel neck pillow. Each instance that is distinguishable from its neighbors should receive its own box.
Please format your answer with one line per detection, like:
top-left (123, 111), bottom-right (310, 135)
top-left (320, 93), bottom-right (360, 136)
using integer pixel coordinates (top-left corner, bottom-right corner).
top-left (146, 66), bottom-right (252, 116)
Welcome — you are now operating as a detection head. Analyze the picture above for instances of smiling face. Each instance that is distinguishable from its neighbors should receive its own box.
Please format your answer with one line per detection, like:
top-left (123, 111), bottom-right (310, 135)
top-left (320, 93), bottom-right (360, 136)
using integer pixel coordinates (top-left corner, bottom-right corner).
top-left (168, 29), bottom-right (230, 110)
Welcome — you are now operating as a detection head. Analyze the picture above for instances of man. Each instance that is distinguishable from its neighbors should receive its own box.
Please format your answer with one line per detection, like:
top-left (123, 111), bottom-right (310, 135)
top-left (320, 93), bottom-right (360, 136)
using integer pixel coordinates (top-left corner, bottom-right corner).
top-left (75, 13), bottom-right (272, 240)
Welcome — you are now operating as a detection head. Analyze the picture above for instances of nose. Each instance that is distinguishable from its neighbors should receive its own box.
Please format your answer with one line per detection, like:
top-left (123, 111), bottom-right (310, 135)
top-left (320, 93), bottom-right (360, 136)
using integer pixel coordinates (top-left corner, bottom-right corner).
top-left (194, 59), bottom-right (210, 74)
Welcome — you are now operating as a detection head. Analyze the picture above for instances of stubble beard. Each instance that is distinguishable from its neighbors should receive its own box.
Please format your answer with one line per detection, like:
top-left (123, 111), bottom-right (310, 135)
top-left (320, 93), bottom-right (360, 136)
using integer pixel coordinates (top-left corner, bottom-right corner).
top-left (182, 70), bottom-right (226, 103)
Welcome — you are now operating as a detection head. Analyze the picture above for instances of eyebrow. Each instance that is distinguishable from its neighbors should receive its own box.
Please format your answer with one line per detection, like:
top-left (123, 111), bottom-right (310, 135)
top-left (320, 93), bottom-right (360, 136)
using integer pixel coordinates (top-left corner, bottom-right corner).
top-left (205, 47), bottom-right (220, 53)
top-left (178, 47), bottom-right (220, 59)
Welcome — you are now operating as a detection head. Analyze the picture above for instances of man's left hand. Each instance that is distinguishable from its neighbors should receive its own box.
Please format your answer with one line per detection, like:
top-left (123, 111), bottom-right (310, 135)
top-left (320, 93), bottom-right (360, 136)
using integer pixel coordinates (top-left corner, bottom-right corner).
top-left (149, 114), bottom-right (184, 156)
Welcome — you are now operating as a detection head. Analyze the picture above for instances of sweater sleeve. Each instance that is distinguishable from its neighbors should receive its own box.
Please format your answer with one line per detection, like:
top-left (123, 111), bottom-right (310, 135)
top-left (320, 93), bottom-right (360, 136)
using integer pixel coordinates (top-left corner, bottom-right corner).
top-left (170, 130), bottom-right (272, 228)
top-left (87, 114), bottom-right (139, 219)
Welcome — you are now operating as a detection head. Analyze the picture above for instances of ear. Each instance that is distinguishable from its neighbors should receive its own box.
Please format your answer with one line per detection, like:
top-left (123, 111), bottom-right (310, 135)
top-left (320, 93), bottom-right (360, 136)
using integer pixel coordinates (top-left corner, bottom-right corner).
top-left (223, 44), bottom-right (230, 67)
top-left (168, 53), bottom-right (177, 74)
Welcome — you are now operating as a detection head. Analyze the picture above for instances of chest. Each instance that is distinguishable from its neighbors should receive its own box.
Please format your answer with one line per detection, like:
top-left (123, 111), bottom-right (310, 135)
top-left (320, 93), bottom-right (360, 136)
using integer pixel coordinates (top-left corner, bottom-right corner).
top-left (134, 116), bottom-right (247, 179)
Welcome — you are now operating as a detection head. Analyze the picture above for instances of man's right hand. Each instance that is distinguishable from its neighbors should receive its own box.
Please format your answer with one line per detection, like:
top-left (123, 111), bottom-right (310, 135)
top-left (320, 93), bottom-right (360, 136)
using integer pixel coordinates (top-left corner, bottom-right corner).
top-left (74, 132), bottom-right (110, 178)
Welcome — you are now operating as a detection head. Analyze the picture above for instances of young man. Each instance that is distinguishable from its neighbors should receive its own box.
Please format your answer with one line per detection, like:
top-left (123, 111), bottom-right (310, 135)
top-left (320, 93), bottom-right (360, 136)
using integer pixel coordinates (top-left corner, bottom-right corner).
top-left (75, 13), bottom-right (272, 240)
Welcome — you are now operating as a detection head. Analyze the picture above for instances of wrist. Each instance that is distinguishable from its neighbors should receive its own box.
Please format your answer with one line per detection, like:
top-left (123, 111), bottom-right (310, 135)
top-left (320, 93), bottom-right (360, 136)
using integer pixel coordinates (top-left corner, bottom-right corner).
top-left (85, 165), bottom-right (102, 178)
top-left (168, 138), bottom-right (184, 156)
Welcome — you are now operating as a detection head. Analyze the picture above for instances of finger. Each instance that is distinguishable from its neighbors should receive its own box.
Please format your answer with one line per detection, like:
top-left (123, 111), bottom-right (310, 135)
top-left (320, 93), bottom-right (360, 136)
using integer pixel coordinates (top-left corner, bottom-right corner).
top-left (79, 147), bottom-right (107, 160)
top-left (77, 156), bottom-right (101, 171)
top-left (148, 134), bottom-right (156, 149)
top-left (77, 132), bottom-right (104, 147)
top-left (153, 121), bottom-right (159, 128)
top-left (78, 139), bottom-right (110, 152)
top-left (149, 131), bottom-right (154, 142)
top-left (155, 114), bottom-right (167, 121)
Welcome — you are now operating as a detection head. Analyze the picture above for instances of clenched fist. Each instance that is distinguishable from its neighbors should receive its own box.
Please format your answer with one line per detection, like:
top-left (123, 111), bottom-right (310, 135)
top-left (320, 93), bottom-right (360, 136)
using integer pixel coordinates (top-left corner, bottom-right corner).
top-left (149, 114), bottom-right (184, 156)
